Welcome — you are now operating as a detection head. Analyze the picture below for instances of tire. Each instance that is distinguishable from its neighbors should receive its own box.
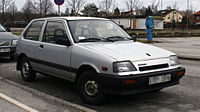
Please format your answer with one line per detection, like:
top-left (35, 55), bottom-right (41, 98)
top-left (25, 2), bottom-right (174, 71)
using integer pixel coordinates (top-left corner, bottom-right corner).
top-left (152, 88), bottom-right (163, 92)
top-left (20, 57), bottom-right (36, 82)
top-left (77, 70), bottom-right (105, 105)
top-left (10, 56), bottom-right (14, 60)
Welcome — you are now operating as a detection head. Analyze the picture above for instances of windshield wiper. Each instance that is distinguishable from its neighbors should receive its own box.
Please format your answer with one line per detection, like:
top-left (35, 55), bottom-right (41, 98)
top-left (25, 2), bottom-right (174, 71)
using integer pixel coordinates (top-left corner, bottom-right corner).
top-left (78, 38), bottom-right (102, 43)
top-left (104, 36), bottom-right (128, 42)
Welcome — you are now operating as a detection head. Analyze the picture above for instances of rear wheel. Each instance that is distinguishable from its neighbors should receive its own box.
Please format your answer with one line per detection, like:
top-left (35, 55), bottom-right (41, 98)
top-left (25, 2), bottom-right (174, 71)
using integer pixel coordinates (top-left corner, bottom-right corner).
top-left (20, 57), bottom-right (36, 82)
top-left (77, 70), bottom-right (105, 105)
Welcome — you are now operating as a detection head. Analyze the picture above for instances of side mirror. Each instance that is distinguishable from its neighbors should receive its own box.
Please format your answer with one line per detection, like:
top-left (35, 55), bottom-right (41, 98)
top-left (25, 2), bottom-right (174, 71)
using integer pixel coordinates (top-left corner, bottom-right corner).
top-left (118, 25), bottom-right (124, 30)
top-left (56, 38), bottom-right (71, 46)
top-left (6, 27), bottom-right (11, 32)
top-left (131, 35), bottom-right (137, 42)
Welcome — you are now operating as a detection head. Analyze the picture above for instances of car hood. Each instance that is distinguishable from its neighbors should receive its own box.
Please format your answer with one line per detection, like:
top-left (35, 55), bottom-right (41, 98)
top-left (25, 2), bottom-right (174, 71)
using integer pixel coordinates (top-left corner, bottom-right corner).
top-left (0, 32), bottom-right (18, 42)
top-left (79, 41), bottom-right (175, 61)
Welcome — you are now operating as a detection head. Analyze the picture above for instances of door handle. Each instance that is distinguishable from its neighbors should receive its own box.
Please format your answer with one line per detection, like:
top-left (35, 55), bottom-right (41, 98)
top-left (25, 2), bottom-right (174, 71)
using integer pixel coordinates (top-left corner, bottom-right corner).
top-left (39, 45), bottom-right (44, 49)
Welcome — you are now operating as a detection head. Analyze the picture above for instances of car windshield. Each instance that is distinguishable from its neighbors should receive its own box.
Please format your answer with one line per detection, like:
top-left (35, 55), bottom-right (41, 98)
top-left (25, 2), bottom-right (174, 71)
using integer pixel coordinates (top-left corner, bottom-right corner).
top-left (0, 24), bottom-right (6, 32)
top-left (68, 20), bottom-right (131, 43)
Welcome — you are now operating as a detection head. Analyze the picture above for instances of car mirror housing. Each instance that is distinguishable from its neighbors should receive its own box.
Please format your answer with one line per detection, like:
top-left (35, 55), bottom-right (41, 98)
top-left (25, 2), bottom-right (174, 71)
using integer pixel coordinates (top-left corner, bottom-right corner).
top-left (131, 35), bottom-right (137, 42)
top-left (6, 27), bottom-right (11, 32)
top-left (56, 38), bottom-right (71, 46)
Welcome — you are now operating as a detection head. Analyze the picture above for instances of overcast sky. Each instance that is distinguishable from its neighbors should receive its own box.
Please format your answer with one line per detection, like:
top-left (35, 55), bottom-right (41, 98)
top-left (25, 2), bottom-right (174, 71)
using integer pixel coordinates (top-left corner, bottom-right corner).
top-left (15, 0), bottom-right (200, 13)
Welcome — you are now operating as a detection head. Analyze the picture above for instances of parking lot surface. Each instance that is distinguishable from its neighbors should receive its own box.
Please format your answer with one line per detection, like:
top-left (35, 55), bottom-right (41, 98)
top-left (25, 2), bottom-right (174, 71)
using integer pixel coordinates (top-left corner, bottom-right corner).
top-left (0, 57), bottom-right (200, 112)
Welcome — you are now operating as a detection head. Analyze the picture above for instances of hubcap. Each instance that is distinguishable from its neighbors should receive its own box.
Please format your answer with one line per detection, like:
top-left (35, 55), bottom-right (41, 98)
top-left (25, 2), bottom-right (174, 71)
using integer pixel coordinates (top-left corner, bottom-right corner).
top-left (22, 62), bottom-right (29, 77)
top-left (84, 80), bottom-right (99, 96)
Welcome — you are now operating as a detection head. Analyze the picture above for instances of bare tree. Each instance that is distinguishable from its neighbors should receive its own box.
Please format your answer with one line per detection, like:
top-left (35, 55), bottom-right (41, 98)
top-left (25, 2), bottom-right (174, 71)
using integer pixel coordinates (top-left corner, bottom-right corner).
top-left (22, 0), bottom-right (35, 22)
top-left (124, 0), bottom-right (143, 11)
top-left (66, 0), bottom-right (86, 16)
top-left (99, 0), bottom-right (115, 13)
top-left (172, 2), bottom-right (178, 9)
top-left (7, 1), bottom-right (17, 22)
top-left (34, 0), bottom-right (54, 17)
top-left (0, 0), bottom-right (12, 14)
top-left (150, 0), bottom-right (160, 13)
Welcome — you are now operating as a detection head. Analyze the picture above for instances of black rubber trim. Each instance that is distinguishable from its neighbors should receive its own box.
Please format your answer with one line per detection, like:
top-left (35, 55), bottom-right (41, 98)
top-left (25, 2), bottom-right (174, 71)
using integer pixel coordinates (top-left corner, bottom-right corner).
top-left (29, 57), bottom-right (78, 73)
top-left (0, 47), bottom-right (16, 57)
top-left (97, 67), bottom-right (185, 95)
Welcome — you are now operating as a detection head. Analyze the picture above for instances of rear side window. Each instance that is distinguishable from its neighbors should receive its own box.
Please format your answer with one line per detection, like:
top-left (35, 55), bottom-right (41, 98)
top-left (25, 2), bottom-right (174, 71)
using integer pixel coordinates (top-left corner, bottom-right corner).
top-left (42, 21), bottom-right (68, 44)
top-left (24, 21), bottom-right (45, 41)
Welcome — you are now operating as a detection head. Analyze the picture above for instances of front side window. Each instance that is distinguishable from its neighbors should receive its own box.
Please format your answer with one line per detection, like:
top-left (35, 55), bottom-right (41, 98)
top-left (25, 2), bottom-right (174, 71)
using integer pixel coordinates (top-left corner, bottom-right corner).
top-left (42, 21), bottom-right (68, 44)
top-left (24, 21), bottom-right (45, 41)
top-left (0, 24), bottom-right (6, 32)
top-left (68, 20), bottom-right (131, 43)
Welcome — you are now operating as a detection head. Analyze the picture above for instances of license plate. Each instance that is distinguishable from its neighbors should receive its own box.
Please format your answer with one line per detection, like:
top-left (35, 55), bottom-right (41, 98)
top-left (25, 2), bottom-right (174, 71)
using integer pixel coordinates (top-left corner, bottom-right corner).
top-left (0, 48), bottom-right (10, 53)
top-left (149, 74), bottom-right (171, 85)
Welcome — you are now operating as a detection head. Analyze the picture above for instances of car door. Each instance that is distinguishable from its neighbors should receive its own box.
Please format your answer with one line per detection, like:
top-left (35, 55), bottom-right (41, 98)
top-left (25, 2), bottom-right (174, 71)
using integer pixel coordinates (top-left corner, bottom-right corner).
top-left (34, 20), bottom-right (73, 81)
top-left (20, 20), bottom-right (45, 63)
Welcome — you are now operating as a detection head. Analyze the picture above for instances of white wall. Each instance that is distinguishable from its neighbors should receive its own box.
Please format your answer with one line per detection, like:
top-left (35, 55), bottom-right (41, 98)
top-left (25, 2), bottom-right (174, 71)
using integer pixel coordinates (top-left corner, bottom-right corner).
top-left (111, 18), bottom-right (131, 29)
top-left (111, 18), bottom-right (164, 30)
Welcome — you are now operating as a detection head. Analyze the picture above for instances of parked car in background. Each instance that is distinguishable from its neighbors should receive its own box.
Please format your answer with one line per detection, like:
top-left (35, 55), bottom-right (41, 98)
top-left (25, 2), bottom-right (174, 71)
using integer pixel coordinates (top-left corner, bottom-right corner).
top-left (0, 24), bottom-right (18, 59)
top-left (15, 17), bottom-right (185, 105)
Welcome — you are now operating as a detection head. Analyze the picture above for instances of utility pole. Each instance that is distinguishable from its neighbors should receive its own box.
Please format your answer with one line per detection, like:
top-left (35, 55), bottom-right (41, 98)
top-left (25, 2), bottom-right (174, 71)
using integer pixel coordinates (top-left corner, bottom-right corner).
top-left (187, 0), bottom-right (189, 29)
top-left (161, 0), bottom-right (163, 19)
top-left (2, 0), bottom-right (5, 14)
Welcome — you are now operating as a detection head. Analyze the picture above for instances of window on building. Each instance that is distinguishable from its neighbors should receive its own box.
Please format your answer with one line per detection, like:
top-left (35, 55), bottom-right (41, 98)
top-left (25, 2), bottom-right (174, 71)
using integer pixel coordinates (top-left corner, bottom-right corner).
top-left (168, 17), bottom-right (170, 20)
top-left (197, 16), bottom-right (200, 20)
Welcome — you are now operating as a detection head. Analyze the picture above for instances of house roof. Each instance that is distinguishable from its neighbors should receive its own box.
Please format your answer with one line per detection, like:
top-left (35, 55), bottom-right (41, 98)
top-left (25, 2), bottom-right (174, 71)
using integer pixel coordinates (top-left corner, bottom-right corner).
top-left (120, 10), bottom-right (135, 16)
top-left (155, 9), bottom-right (180, 16)
top-left (194, 11), bottom-right (200, 15)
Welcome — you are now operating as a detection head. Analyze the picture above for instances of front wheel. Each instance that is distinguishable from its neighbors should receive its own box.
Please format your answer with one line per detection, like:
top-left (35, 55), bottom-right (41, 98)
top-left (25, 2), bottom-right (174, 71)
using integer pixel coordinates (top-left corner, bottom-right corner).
top-left (20, 57), bottom-right (36, 82)
top-left (77, 71), bottom-right (105, 105)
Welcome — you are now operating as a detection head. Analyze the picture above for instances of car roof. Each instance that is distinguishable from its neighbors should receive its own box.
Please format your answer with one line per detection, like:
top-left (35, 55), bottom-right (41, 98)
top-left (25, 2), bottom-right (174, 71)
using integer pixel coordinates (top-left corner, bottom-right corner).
top-left (33, 17), bottom-right (109, 21)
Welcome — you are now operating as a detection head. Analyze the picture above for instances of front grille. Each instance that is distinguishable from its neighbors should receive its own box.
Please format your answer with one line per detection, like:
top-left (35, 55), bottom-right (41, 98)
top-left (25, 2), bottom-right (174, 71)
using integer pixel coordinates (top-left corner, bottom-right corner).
top-left (139, 64), bottom-right (169, 71)
top-left (0, 41), bottom-right (11, 47)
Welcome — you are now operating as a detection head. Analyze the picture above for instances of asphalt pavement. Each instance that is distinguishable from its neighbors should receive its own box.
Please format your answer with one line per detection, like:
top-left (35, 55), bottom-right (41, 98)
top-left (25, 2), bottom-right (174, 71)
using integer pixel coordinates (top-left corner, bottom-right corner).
top-left (148, 37), bottom-right (200, 60)
top-left (1, 37), bottom-right (200, 112)
top-left (0, 58), bottom-right (200, 112)
top-left (0, 76), bottom-right (83, 112)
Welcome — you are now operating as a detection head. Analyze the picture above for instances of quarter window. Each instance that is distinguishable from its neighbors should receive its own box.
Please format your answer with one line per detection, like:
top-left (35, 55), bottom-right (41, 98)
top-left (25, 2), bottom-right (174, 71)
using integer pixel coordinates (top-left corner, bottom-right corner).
top-left (24, 21), bottom-right (44, 41)
top-left (43, 21), bottom-right (68, 44)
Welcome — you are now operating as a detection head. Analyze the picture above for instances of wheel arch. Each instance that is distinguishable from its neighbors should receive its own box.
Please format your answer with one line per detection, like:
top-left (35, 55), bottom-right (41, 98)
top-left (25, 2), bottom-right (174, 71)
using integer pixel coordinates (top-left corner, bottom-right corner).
top-left (76, 64), bottom-right (98, 83)
top-left (16, 53), bottom-right (27, 70)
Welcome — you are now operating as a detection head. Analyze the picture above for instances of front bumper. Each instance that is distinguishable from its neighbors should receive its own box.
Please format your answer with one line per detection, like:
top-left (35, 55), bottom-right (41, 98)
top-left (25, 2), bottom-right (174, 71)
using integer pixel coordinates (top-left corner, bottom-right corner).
top-left (98, 67), bottom-right (185, 95)
top-left (0, 47), bottom-right (16, 57)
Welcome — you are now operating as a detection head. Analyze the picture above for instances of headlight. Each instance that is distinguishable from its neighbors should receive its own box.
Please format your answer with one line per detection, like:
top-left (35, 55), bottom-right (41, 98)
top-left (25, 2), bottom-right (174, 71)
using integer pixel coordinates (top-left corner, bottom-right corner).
top-left (113, 61), bottom-right (137, 72)
top-left (0, 41), bottom-right (10, 46)
top-left (12, 40), bottom-right (18, 47)
top-left (169, 56), bottom-right (180, 66)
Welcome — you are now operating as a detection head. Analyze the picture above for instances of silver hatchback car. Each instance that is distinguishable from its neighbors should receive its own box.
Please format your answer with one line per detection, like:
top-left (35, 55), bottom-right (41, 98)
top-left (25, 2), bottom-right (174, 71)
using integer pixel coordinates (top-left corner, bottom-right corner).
top-left (15, 17), bottom-right (185, 104)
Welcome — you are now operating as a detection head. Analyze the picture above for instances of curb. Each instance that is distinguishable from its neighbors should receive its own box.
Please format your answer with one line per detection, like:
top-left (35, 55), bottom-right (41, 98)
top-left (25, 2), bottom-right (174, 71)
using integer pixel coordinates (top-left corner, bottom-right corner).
top-left (0, 77), bottom-right (97, 112)
top-left (178, 54), bottom-right (200, 61)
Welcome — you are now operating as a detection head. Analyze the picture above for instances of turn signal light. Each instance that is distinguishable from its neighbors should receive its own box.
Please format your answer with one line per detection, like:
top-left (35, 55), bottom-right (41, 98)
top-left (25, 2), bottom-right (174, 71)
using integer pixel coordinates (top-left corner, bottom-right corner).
top-left (125, 80), bottom-right (136, 84)
top-left (178, 71), bottom-right (185, 76)
top-left (102, 67), bottom-right (108, 71)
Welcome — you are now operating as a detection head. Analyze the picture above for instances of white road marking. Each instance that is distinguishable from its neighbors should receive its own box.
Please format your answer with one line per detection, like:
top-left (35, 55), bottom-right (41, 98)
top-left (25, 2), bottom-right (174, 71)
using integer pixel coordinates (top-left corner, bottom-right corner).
top-left (0, 92), bottom-right (39, 112)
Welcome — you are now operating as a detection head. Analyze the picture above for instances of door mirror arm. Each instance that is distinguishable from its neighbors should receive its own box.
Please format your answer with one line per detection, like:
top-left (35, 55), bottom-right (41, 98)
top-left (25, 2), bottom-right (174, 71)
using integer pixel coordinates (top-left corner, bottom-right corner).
top-left (56, 38), bottom-right (71, 46)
